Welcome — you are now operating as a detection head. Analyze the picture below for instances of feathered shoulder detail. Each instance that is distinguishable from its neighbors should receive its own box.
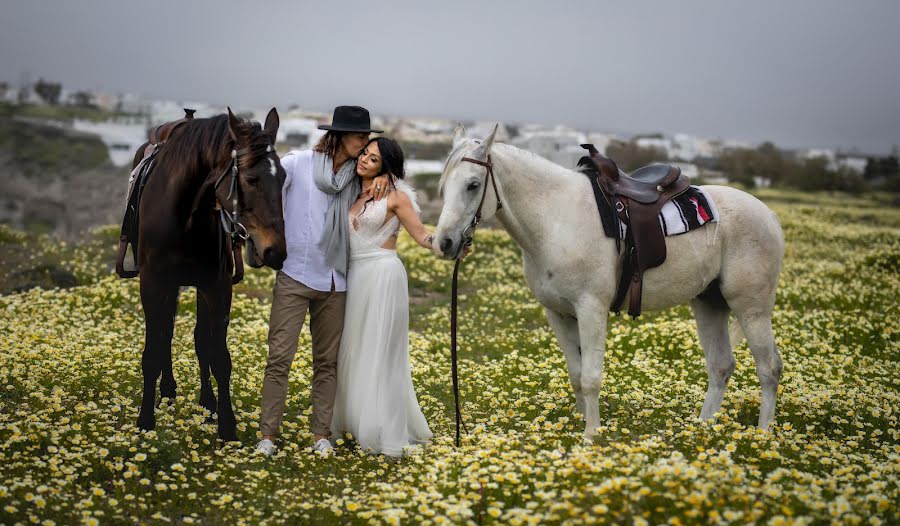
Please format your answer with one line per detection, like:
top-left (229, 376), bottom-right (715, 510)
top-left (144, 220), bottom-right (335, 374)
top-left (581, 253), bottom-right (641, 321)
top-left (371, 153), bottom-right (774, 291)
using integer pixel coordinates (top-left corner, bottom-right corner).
top-left (393, 179), bottom-right (421, 215)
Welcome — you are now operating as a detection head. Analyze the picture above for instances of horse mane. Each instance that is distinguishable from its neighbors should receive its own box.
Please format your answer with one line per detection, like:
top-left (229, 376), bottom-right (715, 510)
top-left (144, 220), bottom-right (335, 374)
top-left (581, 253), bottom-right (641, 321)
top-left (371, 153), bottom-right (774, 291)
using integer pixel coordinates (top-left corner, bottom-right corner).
top-left (150, 113), bottom-right (273, 225)
top-left (159, 114), bottom-right (272, 185)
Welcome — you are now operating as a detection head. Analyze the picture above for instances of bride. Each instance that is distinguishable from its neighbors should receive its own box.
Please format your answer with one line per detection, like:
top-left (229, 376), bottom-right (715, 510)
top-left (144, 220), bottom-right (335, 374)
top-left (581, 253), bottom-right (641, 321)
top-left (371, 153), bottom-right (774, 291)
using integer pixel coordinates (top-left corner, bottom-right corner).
top-left (330, 137), bottom-right (434, 456)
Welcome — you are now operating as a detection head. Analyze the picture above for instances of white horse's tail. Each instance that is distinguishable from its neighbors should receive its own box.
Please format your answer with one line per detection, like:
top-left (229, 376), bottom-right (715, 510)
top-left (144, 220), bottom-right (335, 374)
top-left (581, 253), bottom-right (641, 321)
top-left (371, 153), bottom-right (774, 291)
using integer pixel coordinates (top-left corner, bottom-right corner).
top-left (728, 319), bottom-right (746, 350)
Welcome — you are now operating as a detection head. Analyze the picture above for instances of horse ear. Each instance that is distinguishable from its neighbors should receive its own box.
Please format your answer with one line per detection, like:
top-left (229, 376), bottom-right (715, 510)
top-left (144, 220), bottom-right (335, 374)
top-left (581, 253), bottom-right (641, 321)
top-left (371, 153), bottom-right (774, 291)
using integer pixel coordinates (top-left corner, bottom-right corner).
top-left (473, 123), bottom-right (498, 159)
top-left (264, 107), bottom-right (280, 143)
top-left (227, 107), bottom-right (241, 143)
top-left (452, 122), bottom-right (467, 146)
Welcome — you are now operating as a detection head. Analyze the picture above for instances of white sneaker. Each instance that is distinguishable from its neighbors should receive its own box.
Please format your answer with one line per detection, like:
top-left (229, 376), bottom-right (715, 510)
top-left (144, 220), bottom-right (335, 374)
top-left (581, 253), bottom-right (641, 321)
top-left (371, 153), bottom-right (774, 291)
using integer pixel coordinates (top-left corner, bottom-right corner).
top-left (256, 439), bottom-right (276, 456)
top-left (313, 438), bottom-right (334, 455)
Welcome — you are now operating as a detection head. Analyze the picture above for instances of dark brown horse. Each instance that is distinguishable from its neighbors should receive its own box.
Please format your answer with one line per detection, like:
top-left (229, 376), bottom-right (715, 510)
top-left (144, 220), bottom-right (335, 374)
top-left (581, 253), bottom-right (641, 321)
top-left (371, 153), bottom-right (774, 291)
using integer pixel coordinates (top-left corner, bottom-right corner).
top-left (133, 108), bottom-right (287, 441)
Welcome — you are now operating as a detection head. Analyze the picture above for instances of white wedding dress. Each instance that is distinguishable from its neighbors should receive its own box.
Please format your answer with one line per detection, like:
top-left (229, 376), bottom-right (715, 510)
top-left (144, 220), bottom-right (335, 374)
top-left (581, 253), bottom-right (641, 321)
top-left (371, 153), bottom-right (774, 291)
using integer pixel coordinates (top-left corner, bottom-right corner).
top-left (331, 181), bottom-right (433, 456)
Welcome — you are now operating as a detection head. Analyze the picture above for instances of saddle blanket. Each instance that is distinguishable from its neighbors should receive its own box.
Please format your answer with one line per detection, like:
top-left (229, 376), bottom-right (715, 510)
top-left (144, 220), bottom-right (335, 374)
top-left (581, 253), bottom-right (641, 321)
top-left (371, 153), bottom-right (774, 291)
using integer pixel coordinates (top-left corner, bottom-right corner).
top-left (603, 186), bottom-right (720, 239)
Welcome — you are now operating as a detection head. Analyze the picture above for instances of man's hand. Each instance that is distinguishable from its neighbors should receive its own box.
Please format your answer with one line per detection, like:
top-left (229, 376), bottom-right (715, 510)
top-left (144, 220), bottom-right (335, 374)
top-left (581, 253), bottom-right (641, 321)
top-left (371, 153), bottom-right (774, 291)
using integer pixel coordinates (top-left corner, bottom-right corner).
top-left (367, 175), bottom-right (391, 200)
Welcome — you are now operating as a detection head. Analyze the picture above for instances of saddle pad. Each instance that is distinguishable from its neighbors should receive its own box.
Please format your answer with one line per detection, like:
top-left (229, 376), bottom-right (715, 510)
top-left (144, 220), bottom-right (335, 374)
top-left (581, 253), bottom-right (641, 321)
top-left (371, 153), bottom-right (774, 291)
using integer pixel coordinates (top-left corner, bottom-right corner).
top-left (615, 186), bottom-right (719, 239)
top-left (578, 162), bottom-right (718, 239)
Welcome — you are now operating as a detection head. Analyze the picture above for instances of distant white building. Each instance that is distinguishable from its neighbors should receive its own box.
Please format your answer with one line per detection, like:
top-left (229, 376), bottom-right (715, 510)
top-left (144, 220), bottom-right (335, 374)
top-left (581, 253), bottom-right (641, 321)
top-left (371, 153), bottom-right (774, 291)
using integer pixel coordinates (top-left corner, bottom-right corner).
top-left (72, 117), bottom-right (149, 166)
top-left (392, 118), bottom-right (455, 143)
top-left (150, 100), bottom-right (218, 126)
top-left (694, 138), bottom-right (723, 158)
top-left (727, 139), bottom-right (758, 150)
top-left (677, 162), bottom-right (700, 179)
top-left (806, 148), bottom-right (867, 173)
top-left (468, 121), bottom-right (510, 143)
top-left (512, 125), bottom-right (586, 167)
top-left (0, 84), bottom-right (16, 103)
top-left (805, 148), bottom-right (836, 161)
top-left (753, 176), bottom-right (773, 188)
top-left (670, 133), bottom-right (709, 161)
top-left (405, 160), bottom-right (445, 177)
top-left (585, 133), bottom-right (615, 155)
top-left (632, 134), bottom-right (705, 161)
top-left (271, 116), bottom-right (323, 149)
top-left (836, 156), bottom-right (868, 174)
top-left (635, 136), bottom-right (673, 156)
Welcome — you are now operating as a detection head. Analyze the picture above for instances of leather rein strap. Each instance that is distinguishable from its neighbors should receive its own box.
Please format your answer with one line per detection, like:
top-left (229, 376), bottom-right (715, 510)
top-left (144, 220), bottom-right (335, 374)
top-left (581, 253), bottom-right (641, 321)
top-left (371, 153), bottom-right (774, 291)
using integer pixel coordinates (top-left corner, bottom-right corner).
top-left (213, 144), bottom-right (275, 283)
top-left (449, 155), bottom-right (502, 447)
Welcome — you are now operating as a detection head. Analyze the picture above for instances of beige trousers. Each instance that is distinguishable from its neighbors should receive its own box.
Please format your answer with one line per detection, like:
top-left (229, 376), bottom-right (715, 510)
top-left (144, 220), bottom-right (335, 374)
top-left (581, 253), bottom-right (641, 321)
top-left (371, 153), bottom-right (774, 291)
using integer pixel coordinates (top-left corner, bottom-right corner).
top-left (260, 271), bottom-right (345, 437)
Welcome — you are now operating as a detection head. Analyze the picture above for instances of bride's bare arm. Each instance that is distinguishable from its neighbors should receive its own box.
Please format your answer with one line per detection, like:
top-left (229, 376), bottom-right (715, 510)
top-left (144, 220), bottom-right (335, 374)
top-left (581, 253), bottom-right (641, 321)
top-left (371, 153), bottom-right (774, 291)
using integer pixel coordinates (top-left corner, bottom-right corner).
top-left (389, 190), bottom-right (433, 250)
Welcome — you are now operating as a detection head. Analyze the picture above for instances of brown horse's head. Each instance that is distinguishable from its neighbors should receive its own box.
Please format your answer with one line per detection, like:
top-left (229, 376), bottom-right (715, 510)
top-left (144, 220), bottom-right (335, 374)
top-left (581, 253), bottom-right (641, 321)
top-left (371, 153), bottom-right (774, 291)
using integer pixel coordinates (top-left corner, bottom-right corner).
top-left (221, 108), bottom-right (287, 270)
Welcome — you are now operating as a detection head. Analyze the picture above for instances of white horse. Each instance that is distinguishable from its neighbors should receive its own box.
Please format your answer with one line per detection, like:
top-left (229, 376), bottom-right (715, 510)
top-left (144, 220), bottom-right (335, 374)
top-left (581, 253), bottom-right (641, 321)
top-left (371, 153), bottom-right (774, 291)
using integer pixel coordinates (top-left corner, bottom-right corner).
top-left (433, 124), bottom-right (784, 443)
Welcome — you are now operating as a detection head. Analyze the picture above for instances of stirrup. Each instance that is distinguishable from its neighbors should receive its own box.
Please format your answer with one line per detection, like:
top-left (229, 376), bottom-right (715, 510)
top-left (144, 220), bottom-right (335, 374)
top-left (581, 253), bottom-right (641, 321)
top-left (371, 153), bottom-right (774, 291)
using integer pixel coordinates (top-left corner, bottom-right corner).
top-left (115, 236), bottom-right (139, 278)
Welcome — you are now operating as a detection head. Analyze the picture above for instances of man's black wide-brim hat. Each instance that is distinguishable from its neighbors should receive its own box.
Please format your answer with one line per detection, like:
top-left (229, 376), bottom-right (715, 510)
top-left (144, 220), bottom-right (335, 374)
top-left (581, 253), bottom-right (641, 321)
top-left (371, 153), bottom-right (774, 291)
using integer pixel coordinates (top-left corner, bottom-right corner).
top-left (318, 105), bottom-right (383, 133)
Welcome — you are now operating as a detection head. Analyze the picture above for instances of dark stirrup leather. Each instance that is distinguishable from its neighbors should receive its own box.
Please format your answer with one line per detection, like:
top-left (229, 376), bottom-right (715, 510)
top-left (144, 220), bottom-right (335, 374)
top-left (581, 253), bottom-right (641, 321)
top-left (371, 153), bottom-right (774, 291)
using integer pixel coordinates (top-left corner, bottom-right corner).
top-left (580, 144), bottom-right (691, 317)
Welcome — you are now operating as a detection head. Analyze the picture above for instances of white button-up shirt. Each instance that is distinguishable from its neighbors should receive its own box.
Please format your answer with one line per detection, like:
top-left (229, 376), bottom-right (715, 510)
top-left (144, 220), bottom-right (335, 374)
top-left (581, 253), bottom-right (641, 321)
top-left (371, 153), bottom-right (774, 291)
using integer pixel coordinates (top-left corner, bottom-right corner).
top-left (279, 149), bottom-right (347, 292)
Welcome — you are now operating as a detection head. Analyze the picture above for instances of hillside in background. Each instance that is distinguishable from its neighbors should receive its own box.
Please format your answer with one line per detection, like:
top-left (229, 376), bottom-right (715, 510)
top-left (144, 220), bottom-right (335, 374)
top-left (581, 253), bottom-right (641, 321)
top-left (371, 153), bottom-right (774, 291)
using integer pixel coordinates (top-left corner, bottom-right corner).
top-left (0, 103), bottom-right (127, 237)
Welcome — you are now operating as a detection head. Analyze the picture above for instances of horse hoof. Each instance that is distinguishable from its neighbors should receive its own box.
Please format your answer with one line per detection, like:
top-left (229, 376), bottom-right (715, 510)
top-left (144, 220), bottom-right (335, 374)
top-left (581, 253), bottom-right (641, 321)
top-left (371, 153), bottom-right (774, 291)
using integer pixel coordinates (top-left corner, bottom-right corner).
top-left (199, 395), bottom-right (217, 414)
top-left (218, 429), bottom-right (239, 443)
top-left (136, 414), bottom-right (155, 431)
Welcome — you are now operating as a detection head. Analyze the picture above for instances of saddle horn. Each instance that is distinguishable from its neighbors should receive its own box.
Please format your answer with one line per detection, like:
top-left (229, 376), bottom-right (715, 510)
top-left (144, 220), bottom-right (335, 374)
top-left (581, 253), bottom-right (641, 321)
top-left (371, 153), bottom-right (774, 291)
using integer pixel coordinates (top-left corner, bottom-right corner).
top-left (581, 144), bottom-right (620, 182)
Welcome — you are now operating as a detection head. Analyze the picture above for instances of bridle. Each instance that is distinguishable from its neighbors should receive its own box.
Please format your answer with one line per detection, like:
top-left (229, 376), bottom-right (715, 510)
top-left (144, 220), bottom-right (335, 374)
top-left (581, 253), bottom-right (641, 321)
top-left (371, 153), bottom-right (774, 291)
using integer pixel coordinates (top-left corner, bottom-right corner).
top-left (449, 153), bottom-right (502, 447)
top-left (212, 142), bottom-right (275, 279)
top-left (458, 155), bottom-right (502, 255)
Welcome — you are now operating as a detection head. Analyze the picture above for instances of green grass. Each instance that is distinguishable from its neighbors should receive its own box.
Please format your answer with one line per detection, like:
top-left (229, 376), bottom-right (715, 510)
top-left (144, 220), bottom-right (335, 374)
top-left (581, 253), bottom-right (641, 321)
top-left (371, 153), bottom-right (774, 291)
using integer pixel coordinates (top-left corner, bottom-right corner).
top-left (0, 188), bottom-right (897, 525)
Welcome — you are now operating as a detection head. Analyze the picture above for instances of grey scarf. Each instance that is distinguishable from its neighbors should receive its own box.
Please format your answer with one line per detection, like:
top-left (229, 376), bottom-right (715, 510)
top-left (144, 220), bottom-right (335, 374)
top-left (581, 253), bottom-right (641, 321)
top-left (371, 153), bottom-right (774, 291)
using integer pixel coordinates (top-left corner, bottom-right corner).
top-left (312, 150), bottom-right (359, 276)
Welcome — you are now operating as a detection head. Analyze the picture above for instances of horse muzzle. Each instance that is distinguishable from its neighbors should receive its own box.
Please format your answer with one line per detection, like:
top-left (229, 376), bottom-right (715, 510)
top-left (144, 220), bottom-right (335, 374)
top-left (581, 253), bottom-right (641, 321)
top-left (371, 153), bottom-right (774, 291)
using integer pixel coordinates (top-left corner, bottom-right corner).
top-left (245, 235), bottom-right (286, 270)
top-left (437, 234), bottom-right (465, 260)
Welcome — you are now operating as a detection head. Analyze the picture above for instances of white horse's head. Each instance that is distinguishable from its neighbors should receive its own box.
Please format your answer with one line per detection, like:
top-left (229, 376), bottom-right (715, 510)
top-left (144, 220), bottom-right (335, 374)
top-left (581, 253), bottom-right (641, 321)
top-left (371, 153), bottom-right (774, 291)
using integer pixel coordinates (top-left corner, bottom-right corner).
top-left (434, 123), bottom-right (501, 259)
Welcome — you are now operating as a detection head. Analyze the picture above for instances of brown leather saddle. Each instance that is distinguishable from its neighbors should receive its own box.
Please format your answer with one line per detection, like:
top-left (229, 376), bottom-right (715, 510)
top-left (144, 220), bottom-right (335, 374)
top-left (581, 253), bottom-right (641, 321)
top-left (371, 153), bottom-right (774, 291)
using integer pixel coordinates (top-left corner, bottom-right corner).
top-left (115, 109), bottom-right (196, 278)
top-left (136, 108), bottom-right (197, 161)
top-left (580, 144), bottom-right (690, 317)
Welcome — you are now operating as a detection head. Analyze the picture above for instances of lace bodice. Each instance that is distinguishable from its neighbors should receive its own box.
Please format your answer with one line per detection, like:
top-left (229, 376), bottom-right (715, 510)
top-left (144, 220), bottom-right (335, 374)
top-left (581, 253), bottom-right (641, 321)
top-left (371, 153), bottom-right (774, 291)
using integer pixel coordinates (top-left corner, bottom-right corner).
top-left (349, 180), bottom-right (420, 252)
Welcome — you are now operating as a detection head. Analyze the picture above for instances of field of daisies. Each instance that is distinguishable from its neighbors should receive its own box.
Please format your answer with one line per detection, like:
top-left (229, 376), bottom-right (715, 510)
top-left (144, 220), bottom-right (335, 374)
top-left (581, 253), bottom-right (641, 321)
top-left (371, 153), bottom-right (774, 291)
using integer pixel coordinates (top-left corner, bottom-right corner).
top-left (0, 188), bottom-right (897, 525)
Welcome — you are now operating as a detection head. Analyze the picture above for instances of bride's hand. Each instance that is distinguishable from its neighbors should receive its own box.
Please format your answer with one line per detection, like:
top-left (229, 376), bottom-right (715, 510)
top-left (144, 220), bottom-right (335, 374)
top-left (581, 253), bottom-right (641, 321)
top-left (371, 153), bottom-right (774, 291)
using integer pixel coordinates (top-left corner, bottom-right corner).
top-left (461, 242), bottom-right (474, 259)
top-left (368, 175), bottom-right (391, 200)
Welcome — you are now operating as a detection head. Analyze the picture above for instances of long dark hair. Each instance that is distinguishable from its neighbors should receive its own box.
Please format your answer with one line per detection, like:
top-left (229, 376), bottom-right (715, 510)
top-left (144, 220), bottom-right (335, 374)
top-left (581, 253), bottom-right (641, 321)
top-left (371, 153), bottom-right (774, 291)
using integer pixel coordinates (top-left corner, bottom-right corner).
top-left (367, 137), bottom-right (405, 180)
top-left (314, 131), bottom-right (345, 157)
top-left (359, 137), bottom-right (406, 213)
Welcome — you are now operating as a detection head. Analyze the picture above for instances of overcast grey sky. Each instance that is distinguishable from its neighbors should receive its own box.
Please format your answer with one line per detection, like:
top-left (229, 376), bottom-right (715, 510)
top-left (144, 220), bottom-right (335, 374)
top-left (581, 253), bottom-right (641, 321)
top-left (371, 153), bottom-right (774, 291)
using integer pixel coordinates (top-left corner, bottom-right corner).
top-left (2, 0), bottom-right (899, 153)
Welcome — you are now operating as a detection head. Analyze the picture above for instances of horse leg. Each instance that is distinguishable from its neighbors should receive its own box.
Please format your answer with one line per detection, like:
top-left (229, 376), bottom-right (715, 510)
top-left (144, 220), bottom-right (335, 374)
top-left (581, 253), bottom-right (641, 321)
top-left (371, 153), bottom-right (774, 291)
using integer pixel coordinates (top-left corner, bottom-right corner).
top-left (198, 283), bottom-right (238, 442)
top-left (576, 302), bottom-right (608, 443)
top-left (194, 292), bottom-right (217, 415)
top-left (137, 279), bottom-right (178, 432)
top-left (544, 308), bottom-right (584, 414)
top-left (691, 298), bottom-right (735, 421)
top-left (159, 316), bottom-right (178, 402)
top-left (736, 311), bottom-right (782, 431)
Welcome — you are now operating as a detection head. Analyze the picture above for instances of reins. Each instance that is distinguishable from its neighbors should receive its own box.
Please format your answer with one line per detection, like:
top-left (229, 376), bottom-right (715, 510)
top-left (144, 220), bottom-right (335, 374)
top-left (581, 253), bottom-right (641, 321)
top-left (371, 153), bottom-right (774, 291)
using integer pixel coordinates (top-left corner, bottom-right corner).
top-left (213, 143), bottom-right (275, 281)
top-left (449, 154), bottom-right (502, 447)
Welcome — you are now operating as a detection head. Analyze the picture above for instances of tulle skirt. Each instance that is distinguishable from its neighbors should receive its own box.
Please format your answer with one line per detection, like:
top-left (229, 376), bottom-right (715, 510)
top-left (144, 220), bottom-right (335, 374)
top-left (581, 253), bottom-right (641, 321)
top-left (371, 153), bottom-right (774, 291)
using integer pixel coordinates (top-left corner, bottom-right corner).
top-left (331, 247), bottom-right (432, 456)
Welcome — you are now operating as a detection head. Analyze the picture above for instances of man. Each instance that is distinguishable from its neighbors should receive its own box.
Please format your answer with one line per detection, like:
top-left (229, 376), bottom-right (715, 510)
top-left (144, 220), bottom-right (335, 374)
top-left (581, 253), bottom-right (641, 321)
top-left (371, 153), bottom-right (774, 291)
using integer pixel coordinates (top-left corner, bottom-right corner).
top-left (257, 106), bottom-right (389, 455)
